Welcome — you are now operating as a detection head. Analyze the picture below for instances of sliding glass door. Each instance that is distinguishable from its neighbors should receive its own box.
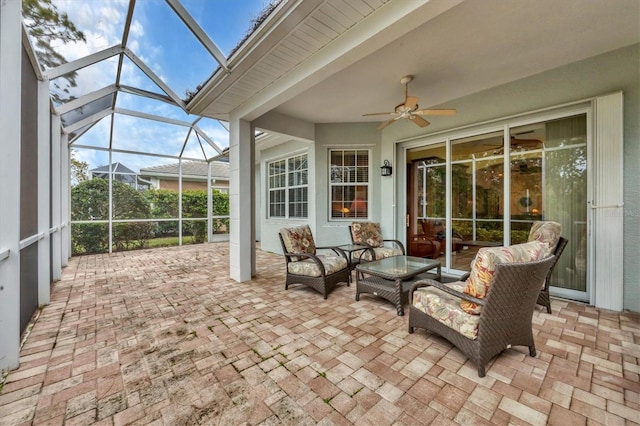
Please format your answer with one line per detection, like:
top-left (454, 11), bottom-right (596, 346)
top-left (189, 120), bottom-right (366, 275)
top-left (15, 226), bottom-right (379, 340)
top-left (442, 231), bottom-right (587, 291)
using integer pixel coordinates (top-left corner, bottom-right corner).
top-left (450, 131), bottom-right (505, 270)
top-left (405, 112), bottom-right (588, 301)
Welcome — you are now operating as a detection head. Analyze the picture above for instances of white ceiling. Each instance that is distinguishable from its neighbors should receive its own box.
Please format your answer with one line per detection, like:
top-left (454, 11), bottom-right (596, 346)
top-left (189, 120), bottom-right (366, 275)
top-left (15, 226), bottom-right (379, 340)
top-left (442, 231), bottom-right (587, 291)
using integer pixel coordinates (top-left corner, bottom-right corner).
top-left (269, 0), bottom-right (639, 125)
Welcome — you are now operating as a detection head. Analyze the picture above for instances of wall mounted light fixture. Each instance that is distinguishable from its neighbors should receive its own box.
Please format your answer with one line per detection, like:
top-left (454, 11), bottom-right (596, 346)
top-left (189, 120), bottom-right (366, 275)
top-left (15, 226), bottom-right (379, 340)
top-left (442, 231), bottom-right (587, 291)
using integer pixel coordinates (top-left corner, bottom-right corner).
top-left (380, 159), bottom-right (392, 176)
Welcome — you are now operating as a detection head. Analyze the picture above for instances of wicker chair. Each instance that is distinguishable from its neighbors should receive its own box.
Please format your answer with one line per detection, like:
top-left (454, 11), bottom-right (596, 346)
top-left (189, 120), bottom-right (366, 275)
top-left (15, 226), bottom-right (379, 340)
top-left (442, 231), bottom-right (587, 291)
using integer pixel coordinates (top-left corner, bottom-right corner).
top-left (349, 222), bottom-right (405, 262)
top-left (459, 221), bottom-right (566, 313)
top-left (536, 236), bottom-right (568, 314)
top-left (409, 255), bottom-right (555, 377)
top-left (279, 225), bottom-right (350, 299)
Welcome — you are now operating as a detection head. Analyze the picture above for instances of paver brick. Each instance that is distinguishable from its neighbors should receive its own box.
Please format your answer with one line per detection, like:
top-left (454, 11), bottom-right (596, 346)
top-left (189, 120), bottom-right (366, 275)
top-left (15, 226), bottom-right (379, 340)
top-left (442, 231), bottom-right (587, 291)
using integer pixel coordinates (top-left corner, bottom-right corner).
top-left (0, 243), bottom-right (637, 425)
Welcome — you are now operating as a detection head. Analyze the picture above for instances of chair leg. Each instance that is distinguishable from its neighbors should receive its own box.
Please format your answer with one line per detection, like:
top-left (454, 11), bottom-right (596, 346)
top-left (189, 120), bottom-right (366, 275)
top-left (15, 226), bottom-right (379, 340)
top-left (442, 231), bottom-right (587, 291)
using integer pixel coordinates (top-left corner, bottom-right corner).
top-left (477, 366), bottom-right (485, 377)
top-left (529, 346), bottom-right (536, 357)
top-left (408, 325), bottom-right (414, 334)
top-left (546, 305), bottom-right (552, 314)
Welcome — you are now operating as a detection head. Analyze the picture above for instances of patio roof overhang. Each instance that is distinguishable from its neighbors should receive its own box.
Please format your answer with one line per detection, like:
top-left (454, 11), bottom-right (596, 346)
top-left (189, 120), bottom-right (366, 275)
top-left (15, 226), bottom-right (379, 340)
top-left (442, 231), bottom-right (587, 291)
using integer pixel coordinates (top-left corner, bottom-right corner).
top-left (188, 0), bottom-right (640, 128)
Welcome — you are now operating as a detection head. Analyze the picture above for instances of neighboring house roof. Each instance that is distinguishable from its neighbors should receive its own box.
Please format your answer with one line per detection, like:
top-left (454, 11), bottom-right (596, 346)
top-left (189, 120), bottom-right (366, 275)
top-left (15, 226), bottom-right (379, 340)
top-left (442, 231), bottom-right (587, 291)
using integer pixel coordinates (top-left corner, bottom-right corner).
top-left (140, 161), bottom-right (229, 181)
top-left (90, 162), bottom-right (137, 175)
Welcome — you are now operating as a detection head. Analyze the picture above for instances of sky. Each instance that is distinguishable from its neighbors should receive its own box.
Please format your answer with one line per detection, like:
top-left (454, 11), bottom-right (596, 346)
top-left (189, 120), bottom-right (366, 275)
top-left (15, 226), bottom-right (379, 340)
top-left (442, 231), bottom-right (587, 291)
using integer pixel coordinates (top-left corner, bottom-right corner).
top-left (36, 0), bottom-right (277, 174)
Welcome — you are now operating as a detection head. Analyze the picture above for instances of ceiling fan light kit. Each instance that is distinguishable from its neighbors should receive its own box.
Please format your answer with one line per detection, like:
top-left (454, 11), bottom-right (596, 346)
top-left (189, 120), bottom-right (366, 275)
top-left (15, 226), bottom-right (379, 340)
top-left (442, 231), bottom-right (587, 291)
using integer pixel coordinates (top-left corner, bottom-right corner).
top-left (364, 75), bottom-right (456, 130)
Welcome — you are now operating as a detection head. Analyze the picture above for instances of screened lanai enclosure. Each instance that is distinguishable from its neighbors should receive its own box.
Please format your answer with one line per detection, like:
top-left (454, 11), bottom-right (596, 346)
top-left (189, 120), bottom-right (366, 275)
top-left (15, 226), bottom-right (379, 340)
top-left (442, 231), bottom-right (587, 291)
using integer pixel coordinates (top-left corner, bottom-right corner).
top-left (21, 0), bottom-right (285, 255)
top-left (0, 0), bottom-right (280, 371)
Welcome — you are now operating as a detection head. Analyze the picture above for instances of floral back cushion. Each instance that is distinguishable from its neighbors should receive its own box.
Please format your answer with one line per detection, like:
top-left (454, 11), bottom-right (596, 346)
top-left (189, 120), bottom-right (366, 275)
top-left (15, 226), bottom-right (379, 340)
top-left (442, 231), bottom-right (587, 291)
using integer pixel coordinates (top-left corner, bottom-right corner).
top-left (528, 221), bottom-right (562, 256)
top-left (280, 225), bottom-right (316, 257)
top-left (461, 241), bottom-right (546, 314)
top-left (350, 222), bottom-right (383, 247)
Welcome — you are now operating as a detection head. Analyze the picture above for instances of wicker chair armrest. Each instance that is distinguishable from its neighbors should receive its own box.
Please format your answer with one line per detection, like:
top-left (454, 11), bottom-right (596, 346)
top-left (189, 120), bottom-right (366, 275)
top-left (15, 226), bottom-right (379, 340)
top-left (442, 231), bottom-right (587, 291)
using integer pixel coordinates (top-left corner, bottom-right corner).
top-left (283, 252), bottom-right (327, 276)
top-left (410, 278), bottom-right (485, 307)
top-left (409, 278), bottom-right (439, 297)
top-left (353, 246), bottom-right (376, 262)
top-left (383, 239), bottom-right (406, 255)
top-left (316, 245), bottom-right (348, 262)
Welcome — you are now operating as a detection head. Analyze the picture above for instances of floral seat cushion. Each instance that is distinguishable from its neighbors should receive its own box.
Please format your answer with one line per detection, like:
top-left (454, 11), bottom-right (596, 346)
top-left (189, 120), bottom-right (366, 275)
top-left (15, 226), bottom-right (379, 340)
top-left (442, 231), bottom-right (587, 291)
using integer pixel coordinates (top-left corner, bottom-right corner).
top-left (413, 282), bottom-right (480, 340)
top-left (287, 254), bottom-right (348, 277)
top-left (280, 225), bottom-right (316, 260)
top-left (350, 222), bottom-right (383, 247)
top-left (461, 241), bottom-right (546, 314)
top-left (528, 221), bottom-right (562, 256)
top-left (358, 246), bottom-right (403, 262)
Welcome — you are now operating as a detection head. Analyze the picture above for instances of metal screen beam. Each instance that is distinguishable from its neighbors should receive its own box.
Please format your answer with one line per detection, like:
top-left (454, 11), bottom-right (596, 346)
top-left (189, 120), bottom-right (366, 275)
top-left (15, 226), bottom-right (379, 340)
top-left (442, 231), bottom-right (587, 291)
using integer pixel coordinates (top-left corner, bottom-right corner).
top-left (115, 108), bottom-right (191, 127)
top-left (165, 0), bottom-right (229, 72)
top-left (46, 45), bottom-right (124, 80)
top-left (55, 85), bottom-right (117, 115)
top-left (63, 108), bottom-right (113, 134)
top-left (125, 48), bottom-right (187, 111)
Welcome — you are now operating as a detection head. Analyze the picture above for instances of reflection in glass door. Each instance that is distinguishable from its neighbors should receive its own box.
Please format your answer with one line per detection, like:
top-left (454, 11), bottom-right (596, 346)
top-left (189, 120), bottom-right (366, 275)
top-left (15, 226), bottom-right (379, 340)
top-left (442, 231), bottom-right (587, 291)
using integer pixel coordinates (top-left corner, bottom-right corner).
top-left (450, 131), bottom-right (505, 270)
top-left (406, 143), bottom-right (447, 262)
top-left (510, 115), bottom-right (587, 299)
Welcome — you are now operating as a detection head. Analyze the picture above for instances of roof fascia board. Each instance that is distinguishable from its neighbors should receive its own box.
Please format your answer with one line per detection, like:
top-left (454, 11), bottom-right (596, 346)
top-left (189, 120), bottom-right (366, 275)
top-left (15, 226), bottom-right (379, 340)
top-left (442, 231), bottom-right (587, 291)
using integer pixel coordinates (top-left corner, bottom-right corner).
top-left (165, 0), bottom-right (228, 72)
top-left (187, 0), bottom-right (324, 115)
top-left (55, 85), bottom-right (117, 115)
top-left (139, 171), bottom-right (214, 180)
top-left (46, 45), bottom-right (124, 80)
top-left (115, 107), bottom-right (191, 127)
top-left (234, 0), bottom-right (463, 122)
top-left (63, 108), bottom-right (113, 134)
top-left (22, 24), bottom-right (44, 81)
top-left (125, 48), bottom-right (187, 110)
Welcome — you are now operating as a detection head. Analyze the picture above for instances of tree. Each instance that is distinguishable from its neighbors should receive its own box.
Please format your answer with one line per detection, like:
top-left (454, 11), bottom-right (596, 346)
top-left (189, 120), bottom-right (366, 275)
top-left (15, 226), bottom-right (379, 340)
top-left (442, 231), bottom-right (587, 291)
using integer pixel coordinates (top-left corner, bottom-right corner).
top-left (22, 0), bottom-right (86, 103)
top-left (70, 150), bottom-right (89, 186)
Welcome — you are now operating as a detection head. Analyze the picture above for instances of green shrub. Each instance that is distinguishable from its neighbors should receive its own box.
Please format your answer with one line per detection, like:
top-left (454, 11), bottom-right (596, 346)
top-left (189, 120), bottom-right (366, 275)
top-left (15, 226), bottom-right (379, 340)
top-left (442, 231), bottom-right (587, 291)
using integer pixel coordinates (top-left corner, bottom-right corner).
top-left (71, 179), bottom-right (152, 254)
top-left (72, 182), bottom-right (231, 253)
top-left (71, 223), bottom-right (108, 255)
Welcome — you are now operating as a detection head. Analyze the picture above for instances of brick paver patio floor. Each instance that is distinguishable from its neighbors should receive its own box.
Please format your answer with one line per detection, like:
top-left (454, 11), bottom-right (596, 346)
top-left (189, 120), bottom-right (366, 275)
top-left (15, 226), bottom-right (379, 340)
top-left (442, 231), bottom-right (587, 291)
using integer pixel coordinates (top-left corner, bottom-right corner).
top-left (1, 243), bottom-right (638, 425)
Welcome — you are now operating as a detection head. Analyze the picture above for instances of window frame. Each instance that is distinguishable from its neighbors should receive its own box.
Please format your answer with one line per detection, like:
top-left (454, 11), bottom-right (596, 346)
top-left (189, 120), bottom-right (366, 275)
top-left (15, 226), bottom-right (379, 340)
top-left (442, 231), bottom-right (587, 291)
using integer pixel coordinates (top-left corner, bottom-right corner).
top-left (328, 148), bottom-right (371, 221)
top-left (267, 153), bottom-right (308, 219)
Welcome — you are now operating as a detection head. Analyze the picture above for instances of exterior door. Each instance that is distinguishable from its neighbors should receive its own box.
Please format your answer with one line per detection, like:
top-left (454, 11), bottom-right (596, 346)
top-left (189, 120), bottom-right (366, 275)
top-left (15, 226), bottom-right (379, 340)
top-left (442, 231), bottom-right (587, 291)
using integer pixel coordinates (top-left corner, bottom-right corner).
top-left (406, 143), bottom-right (447, 262)
top-left (405, 113), bottom-right (588, 301)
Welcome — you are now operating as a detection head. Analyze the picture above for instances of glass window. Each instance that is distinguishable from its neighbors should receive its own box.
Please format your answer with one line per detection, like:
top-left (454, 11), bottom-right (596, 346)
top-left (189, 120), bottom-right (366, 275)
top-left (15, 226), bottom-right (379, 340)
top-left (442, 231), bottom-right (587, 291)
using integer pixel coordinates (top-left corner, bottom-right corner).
top-left (329, 150), bottom-right (369, 219)
top-left (267, 154), bottom-right (308, 218)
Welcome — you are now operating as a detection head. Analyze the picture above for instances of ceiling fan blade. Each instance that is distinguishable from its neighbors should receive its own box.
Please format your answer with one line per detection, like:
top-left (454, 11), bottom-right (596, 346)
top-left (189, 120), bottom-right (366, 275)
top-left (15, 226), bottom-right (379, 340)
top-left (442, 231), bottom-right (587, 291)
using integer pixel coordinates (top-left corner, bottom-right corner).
top-left (411, 115), bottom-right (430, 127)
top-left (377, 118), bottom-right (397, 130)
top-left (404, 96), bottom-right (419, 110)
top-left (363, 112), bottom-right (395, 117)
top-left (414, 108), bottom-right (457, 116)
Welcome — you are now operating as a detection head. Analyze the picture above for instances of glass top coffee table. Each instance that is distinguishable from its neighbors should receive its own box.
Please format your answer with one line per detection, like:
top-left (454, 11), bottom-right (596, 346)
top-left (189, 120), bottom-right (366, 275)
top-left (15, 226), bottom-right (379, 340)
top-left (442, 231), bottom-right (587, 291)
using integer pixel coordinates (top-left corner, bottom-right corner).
top-left (355, 256), bottom-right (441, 316)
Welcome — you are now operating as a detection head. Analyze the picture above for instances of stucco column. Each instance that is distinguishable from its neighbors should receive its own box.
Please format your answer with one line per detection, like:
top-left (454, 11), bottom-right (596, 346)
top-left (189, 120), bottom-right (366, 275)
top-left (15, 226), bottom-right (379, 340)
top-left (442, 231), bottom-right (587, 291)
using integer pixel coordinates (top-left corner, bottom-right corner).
top-left (229, 117), bottom-right (255, 281)
top-left (0, 0), bottom-right (23, 371)
top-left (38, 80), bottom-right (51, 305)
top-left (61, 133), bottom-right (70, 266)
top-left (51, 115), bottom-right (62, 281)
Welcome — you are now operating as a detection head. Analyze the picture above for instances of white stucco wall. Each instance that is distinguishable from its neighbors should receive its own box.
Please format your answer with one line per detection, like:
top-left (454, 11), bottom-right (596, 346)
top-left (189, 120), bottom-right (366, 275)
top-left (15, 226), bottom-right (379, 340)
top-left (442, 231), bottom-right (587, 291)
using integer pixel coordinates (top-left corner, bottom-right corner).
top-left (313, 123), bottom-right (383, 248)
top-left (259, 139), bottom-right (316, 254)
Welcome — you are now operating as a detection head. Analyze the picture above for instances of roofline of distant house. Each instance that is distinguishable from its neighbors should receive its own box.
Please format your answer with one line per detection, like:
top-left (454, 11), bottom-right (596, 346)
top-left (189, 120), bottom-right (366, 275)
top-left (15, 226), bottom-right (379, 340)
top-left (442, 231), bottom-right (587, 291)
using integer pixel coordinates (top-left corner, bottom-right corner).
top-left (138, 171), bottom-right (228, 181)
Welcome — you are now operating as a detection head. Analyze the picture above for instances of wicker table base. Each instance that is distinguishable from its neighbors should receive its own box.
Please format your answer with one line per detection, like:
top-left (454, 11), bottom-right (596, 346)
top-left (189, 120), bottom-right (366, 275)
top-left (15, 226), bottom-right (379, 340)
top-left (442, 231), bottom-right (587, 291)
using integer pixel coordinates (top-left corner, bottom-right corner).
top-left (356, 269), bottom-right (441, 316)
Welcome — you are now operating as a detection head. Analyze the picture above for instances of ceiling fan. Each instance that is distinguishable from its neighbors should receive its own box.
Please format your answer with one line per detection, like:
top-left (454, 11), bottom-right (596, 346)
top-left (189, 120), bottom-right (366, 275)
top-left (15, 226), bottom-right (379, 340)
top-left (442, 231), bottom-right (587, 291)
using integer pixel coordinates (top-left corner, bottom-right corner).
top-left (363, 75), bottom-right (456, 130)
